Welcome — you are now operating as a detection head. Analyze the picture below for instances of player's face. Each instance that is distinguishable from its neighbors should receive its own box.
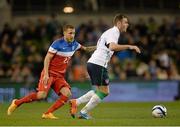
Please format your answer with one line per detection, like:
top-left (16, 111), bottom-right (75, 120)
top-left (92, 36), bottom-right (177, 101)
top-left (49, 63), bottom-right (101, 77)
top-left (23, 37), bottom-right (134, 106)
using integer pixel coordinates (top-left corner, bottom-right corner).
top-left (64, 28), bottom-right (75, 43)
top-left (117, 18), bottom-right (129, 32)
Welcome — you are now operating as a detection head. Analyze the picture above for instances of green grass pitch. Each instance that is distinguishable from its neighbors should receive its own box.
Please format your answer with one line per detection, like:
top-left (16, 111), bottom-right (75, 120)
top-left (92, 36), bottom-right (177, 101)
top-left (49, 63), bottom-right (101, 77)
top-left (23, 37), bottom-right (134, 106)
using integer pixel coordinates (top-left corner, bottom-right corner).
top-left (0, 101), bottom-right (180, 126)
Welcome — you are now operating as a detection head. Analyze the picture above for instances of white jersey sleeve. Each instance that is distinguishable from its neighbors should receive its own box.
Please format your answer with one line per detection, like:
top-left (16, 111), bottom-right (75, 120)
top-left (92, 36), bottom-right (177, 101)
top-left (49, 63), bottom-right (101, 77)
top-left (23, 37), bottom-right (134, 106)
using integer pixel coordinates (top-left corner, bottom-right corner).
top-left (88, 26), bottom-right (120, 68)
top-left (105, 29), bottom-right (119, 45)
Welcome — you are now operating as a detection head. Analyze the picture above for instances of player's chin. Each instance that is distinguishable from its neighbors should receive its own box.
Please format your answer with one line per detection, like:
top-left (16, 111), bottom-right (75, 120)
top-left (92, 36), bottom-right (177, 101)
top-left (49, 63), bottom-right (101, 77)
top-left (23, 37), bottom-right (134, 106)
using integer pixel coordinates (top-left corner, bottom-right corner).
top-left (67, 39), bottom-right (73, 42)
top-left (122, 29), bottom-right (127, 33)
top-left (124, 28), bottom-right (128, 32)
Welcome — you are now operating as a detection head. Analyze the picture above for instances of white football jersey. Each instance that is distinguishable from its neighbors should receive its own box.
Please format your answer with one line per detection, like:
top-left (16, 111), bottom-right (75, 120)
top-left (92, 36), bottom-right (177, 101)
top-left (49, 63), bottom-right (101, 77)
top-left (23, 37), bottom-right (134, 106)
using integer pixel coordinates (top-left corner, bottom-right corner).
top-left (88, 26), bottom-right (120, 68)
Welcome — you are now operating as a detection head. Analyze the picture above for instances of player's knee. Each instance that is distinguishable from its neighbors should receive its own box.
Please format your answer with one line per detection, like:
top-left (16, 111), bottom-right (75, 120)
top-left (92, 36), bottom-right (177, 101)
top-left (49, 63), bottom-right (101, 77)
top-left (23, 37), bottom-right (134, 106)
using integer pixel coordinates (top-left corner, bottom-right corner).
top-left (60, 87), bottom-right (71, 97)
top-left (67, 91), bottom-right (72, 97)
top-left (104, 91), bottom-right (109, 96)
top-left (98, 89), bottom-right (109, 96)
top-left (95, 90), bottom-right (109, 100)
top-left (62, 90), bottom-right (72, 97)
top-left (101, 91), bottom-right (109, 97)
top-left (37, 91), bottom-right (47, 99)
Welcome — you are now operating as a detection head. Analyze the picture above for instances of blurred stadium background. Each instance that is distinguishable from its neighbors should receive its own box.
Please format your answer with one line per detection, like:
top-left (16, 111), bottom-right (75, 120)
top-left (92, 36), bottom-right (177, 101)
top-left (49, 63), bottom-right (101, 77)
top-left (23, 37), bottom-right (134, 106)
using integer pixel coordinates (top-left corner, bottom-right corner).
top-left (0, 0), bottom-right (180, 103)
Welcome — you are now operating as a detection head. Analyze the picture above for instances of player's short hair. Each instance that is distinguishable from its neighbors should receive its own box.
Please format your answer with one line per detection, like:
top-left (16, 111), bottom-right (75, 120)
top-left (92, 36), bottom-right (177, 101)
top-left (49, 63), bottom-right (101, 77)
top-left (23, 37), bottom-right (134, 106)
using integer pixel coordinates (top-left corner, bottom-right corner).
top-left (113, 14), bottom-right (128, 25)
top-left (63, 24), bottom-right (75, 32)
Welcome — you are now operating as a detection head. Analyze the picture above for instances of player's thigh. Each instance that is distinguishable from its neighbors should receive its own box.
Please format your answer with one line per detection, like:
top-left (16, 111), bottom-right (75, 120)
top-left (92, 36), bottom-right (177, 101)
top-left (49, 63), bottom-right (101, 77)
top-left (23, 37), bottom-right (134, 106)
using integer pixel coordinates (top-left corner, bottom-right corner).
top-left (87, 63), bottom-right (109, 86)
top-left (52, 77), bottom-right (71, 96)
top-left (37, 72), bottom-right (53, 98)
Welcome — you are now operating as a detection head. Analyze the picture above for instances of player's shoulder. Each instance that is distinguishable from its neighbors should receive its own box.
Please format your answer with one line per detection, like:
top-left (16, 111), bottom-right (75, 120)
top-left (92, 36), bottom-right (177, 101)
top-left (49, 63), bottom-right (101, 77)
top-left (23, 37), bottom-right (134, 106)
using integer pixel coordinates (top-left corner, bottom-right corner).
top-left (71, 40), bottom-right (81, 50)
top-left (49, 38), bottom-right (64, 50)
top-left (51, 38), bottom-right (65, 46)
top-left (53, 38), bottom-right (64, 44)
top-left (102, 26), bottom-right (119, 37)
top-left (106, 26), bottom-right (118, 33)
top-left (73, 39), bottom-right (80, 44)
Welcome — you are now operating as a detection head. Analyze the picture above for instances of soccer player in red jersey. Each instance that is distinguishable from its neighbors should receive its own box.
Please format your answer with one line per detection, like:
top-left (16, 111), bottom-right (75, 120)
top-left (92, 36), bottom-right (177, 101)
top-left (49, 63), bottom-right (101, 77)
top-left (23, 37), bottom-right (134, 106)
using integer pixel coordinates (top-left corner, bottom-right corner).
top-left (7, 24), bottom-right (96, 119)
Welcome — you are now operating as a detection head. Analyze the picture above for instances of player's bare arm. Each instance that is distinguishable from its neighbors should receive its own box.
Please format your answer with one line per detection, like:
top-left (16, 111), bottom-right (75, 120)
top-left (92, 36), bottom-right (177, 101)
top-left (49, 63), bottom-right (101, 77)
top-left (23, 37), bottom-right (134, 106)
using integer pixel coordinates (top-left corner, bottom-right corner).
top-left (42, 52), bottom-right (55, 86)
top-left (109, 42), bottom-right (141, 53)
top-left (81, 46), bottom-right (96, 52)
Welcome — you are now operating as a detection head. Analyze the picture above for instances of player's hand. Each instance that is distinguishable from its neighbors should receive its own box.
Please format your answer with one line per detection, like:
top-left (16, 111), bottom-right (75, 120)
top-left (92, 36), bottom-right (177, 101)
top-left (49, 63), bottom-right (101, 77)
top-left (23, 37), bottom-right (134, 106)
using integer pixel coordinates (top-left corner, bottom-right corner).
top-left (129, 46), bottom-right (141, 53)
top-left (42, 74), bottom-right (49, 86)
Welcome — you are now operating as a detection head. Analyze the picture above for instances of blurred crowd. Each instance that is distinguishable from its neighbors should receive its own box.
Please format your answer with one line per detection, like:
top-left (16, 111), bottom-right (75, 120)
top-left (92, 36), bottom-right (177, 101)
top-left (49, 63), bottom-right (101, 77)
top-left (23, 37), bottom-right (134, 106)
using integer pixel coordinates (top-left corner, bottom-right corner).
top-left (0, 14), bottom-right (180, 85)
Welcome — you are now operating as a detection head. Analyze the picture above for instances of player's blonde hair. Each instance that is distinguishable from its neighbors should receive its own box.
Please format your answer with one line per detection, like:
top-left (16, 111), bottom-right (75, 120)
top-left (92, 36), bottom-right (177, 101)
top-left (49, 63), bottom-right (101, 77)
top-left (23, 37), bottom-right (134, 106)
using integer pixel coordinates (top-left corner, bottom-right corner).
top-left (63, 24), bottom-right (75, 32)
top-left (113, 14), bottom-right (128, 25)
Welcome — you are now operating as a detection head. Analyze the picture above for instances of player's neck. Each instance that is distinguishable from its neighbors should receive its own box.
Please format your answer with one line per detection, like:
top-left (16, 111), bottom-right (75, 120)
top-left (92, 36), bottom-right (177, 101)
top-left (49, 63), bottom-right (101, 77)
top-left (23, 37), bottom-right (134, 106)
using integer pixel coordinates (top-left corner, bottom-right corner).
top-left (114, 25), bottom-right (121, 33)
top-left (64, 37), bottom-right (73, 43)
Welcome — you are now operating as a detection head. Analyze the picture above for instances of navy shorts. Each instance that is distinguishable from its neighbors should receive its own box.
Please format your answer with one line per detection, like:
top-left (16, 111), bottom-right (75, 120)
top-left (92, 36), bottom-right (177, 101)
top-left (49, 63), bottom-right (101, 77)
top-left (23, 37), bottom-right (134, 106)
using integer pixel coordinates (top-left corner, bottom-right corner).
top-left (87, 62), bottom-right (109, 86)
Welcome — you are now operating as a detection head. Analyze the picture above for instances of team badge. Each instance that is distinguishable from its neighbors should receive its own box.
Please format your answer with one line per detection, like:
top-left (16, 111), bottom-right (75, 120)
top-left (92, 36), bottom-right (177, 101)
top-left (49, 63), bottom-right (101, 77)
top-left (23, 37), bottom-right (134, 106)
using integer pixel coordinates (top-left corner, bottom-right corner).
top-left (105, 79), bottom-right (109, 84)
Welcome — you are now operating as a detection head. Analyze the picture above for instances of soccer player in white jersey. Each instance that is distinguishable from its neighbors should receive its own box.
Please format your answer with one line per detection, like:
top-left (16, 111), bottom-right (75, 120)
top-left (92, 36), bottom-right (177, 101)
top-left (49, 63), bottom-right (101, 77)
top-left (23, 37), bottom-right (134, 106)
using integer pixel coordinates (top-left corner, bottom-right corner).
top-left (70, 14), bottom-right (141, 119)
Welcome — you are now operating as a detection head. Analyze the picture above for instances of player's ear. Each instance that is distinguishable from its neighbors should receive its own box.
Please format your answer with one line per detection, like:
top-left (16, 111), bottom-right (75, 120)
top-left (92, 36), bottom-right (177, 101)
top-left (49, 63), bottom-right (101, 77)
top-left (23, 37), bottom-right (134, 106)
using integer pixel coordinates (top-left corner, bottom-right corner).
top-left (117, 21), bottom-right (121, 26)
top-left (63, 31), bottom-right (66, 35)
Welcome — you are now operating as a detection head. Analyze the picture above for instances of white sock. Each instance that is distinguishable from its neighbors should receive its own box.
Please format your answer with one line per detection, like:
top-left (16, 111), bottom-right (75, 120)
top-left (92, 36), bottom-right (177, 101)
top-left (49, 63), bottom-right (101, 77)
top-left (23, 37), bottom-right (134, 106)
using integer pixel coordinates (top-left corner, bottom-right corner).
top-left (76, 90), bottom-right (95, 106)
top-left (80, 94), bottom-right (101, 114)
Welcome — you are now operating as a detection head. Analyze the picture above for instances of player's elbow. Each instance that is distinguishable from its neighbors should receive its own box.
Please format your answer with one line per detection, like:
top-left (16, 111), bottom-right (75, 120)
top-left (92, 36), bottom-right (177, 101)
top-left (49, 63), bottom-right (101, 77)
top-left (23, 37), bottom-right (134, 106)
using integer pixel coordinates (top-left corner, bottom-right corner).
top-left (109, 43), bottom-right (117, 51)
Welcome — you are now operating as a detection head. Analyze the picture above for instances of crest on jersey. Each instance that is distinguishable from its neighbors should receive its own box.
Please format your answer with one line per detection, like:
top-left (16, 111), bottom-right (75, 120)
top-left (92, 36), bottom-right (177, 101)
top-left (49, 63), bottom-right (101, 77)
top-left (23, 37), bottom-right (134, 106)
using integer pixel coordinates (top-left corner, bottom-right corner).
top-left (72, 46), bottom-right (75, 50)
top-left (105, 78), bottom-right (109, 84)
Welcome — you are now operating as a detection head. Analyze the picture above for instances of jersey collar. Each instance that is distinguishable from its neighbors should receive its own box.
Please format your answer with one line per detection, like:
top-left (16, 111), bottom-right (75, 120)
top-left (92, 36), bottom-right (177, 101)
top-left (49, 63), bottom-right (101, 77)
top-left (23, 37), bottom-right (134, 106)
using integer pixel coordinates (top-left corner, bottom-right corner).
top-left (63, 37), bottom-right (75, 45)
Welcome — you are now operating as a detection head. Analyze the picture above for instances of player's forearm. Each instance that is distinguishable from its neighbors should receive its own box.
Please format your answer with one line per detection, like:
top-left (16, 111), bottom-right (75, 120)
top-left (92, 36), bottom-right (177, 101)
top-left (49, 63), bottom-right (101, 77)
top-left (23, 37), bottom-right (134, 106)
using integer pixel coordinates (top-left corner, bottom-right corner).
top-left (84, 46), bottom-right (96, 52)
top-left (43, 52), bottom-right (54, 76)
top-left (43, 56), bottom-right (51, 76)
top-left (109, 42), bottom-right (130, 51)
top-left (114, 44), bottom-right (130, 51)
